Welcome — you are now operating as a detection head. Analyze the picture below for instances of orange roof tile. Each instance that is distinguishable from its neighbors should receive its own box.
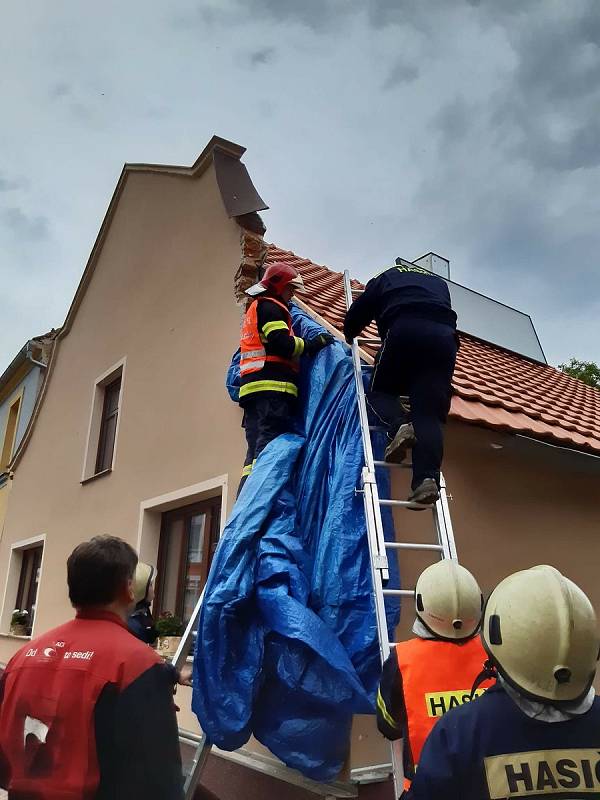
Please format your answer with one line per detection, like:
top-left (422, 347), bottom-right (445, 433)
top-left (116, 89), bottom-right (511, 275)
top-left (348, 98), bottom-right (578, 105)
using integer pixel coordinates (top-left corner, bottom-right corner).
top-left (267, 244), bottom-right (600, 455)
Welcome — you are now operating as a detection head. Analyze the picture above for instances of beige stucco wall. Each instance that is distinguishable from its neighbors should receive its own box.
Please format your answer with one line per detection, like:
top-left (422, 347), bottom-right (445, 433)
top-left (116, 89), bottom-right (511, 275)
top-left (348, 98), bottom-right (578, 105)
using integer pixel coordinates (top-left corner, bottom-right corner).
top-left (0, 164), bottom-right (246, 680)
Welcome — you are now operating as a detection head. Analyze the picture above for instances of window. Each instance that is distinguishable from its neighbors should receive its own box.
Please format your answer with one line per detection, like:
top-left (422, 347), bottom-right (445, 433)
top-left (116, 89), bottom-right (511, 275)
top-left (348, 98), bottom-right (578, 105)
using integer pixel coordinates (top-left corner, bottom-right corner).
top-left (82, 361), bottom-right (125, 482)
top-left (15, 545), bottom-right (43, 635)
top-left (95, 376), bottom-right (122, 474)
top-left (1, 395), bottom-right (22, 472)
top-left (155, 498), bottom-right (221, 627)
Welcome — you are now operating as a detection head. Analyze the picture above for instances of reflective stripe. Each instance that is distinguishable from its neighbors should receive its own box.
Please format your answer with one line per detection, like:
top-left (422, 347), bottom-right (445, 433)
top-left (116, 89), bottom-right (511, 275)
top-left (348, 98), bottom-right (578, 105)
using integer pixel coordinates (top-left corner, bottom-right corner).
top-left (241, 348), bottom-right (266, 360)
top-left (292, 336), bottom-right (304, 357)
top-left (239, 380), bottom-right (299, 399)
top-left (241, 464), bottom-right (253, 477)
top-left (240, 360), bottom-right (265, 375)
top-left (262, 320), bottom-right (289, 337)
top-left (377, 687), bottom-right (399, 730)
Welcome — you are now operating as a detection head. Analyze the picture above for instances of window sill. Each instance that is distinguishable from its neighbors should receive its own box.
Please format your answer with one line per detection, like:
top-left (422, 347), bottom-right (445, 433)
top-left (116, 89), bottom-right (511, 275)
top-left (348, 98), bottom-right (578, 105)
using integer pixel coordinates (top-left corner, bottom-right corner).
top-left (81, 468), bottom-right (112, 486)
top-left (0, 632), bottom-right (32, 641)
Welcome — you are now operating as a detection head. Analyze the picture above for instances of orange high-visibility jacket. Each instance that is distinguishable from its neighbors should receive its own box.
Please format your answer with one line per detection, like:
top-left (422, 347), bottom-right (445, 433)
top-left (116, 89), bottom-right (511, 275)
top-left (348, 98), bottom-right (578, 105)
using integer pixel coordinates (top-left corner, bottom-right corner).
top-left (239, 297), bottom-right (303, 401)
top-left (395, 637), bottom-right (492, 778)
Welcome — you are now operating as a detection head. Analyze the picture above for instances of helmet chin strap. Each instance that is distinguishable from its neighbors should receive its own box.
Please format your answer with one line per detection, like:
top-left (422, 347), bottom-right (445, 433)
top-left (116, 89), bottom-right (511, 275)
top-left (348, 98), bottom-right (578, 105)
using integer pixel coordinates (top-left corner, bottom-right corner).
top-left (470, 658), bottom-right (497, 700)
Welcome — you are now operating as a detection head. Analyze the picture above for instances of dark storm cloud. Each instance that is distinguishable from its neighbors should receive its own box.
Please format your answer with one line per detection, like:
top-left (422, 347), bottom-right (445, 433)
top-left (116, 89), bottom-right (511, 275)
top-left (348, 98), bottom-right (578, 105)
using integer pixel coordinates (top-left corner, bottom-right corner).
top-left (434, 98), bottom-right (471, 146)
top-left (382, 58), bottom-right (419, 89)
top-left (2, 207), bottom-right (50, 242)
top-left (0, 174), bottom-right (23, 192)
top-left (248, 47), bottom-right (276, 66)
top-left (489, 1), bottom-right (600, 173)
top-left (50, 82), bottom-right (71, 99)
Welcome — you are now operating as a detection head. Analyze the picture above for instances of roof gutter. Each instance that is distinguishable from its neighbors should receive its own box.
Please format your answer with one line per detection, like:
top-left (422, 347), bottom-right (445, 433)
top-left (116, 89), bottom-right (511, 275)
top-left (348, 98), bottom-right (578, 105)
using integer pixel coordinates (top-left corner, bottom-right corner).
top-left (25, 342), bottom-right (48, 370)
top-left (515, 434), bottom-right (600, 462)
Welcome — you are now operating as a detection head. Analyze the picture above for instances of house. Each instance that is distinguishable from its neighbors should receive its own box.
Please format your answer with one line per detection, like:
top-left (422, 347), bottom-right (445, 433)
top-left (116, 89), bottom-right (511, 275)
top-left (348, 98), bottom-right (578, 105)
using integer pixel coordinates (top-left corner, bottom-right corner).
top-left (0, 333), bottom-right (56, 635)
top-left (0, 136), bottom-right (598, 798)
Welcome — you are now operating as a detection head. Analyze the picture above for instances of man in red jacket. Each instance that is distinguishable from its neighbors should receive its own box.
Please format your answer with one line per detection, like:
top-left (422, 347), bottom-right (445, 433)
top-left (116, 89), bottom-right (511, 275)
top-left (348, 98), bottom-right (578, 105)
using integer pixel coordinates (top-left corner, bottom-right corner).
top-left (0, 536), bottom-right (184, 799)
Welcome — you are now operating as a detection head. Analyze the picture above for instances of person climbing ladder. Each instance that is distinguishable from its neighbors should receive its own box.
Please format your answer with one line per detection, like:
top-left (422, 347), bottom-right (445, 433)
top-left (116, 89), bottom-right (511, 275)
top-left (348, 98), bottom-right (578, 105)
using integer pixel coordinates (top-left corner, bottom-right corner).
top-left (343, 260), bottom-right (458, 506)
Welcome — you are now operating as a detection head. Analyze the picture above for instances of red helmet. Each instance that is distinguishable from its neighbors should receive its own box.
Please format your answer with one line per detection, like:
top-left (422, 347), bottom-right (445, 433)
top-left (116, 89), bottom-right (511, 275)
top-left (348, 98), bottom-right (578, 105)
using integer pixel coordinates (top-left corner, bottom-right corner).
top-left (246, 262), bottom-right (307, 297)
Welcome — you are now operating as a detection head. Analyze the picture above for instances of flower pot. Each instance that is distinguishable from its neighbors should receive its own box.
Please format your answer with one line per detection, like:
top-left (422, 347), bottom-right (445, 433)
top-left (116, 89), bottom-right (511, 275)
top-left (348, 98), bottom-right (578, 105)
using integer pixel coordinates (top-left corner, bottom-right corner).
top-left (10, 624), bottom-right (28, 637)
top-left (157, 635), bottom-right (182, 659)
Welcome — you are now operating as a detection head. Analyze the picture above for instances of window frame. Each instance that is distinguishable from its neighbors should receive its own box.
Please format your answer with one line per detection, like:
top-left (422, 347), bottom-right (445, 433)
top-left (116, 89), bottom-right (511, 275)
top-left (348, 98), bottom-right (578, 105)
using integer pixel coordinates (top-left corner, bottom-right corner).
top-left (0, 534), bottom-right (46, 638)
top-left (15, 544), bottom-right (44, 634)
top-left (154, 497), bottom-right (221, 623)
top-left (81, 358), bottom-right (126, 483)
top-left (1, 392), bottom-right (23, 472)
top-left (95, 375), bottom-right (122, 474)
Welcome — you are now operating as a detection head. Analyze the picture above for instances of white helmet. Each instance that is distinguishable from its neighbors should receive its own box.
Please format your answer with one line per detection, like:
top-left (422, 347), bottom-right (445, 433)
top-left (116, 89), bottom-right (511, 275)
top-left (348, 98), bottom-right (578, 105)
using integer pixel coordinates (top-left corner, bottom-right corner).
top-left (133, 562), bottom-right (156, 604)
top-left (415, 560), bottom-right (483, 640)
top-left (483, 565), bottom-right (599, 703)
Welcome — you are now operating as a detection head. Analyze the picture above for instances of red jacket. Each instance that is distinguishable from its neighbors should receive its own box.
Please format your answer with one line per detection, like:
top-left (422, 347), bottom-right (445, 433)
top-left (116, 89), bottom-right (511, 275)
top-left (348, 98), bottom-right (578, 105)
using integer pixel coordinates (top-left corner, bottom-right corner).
top-left (0, 609), bottom-right (183, 799)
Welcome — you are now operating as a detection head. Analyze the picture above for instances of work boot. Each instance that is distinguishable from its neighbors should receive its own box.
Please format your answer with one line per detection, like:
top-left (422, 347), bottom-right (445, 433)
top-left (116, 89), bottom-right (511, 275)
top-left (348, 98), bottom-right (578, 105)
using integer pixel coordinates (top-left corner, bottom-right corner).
top-left (407, 478), bottom-right (440, 509)
top-left (384, 423), bottom-right (416, 464)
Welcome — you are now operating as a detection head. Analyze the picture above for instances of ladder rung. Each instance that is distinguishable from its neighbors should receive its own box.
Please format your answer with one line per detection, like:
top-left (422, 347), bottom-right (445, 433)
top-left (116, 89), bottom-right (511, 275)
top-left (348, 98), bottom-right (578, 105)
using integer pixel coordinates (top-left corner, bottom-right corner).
top-left (361, 364), bottom-right (374, 370)
top-left (382, 589), bottom-right (414, 597)
top-left (373, 460), bottom-right (412, 469)
top-left (379, 498), bottom-right (428, 509)
top-left (369, 425), bottom-right (388, 433)
top-left (385, 541), bottom-right (443, 552)
top-left (351, 287), bottom-right (363, 294)
top-left (357, 337), bottom-right (381, 345)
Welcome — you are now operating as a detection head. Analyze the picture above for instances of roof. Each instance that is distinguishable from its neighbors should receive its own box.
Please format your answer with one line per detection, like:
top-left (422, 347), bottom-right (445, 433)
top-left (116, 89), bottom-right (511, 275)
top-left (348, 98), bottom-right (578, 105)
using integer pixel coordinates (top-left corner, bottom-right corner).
top-left (266, 245), bottom-right (600, 455)
top-left (0, 331), bottom-right (58, 400)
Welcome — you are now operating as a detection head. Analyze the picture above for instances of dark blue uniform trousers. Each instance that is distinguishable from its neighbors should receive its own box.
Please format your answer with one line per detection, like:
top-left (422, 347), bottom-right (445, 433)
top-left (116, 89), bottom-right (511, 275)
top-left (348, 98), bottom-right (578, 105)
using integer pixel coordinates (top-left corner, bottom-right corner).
top-left (367, 317), bottom-right (457, 489)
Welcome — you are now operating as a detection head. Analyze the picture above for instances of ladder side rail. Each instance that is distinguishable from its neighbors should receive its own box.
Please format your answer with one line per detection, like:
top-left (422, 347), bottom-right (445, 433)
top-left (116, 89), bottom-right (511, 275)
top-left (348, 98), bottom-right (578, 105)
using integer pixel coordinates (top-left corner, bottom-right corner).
top-left (343, 271), bottom-right (378, 477)
top-left (184, 736), bottom-right (212, 798)
top-left (343, 271), bottom-right (390, 582)
top-left (171, 588), bottom-right (214, 799)
top-left (363, 480), bottom-right (404, 800)
top-left (344, 271), bottom-right (403, 798)
top-left (437, 472), bottom-right (458, 560)
top-left (431, 473), bottom-right (457, 561)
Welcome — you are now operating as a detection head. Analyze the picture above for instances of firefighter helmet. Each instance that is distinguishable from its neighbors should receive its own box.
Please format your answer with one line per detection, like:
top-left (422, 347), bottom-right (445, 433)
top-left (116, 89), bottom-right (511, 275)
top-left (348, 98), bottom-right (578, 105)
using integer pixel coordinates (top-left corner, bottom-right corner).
top-left (246, 262), bottom-right (307, 297)
top-left (133, 562), bottom-right (156, 604)
top-left (483, 565), bottom-right (598, 703)
top-left (415, 559), bottom-right (483, 640)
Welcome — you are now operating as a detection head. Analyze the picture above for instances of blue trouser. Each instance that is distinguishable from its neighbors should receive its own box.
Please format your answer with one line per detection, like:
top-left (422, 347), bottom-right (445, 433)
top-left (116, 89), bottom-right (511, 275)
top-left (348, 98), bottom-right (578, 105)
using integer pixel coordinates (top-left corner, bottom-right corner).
top-left (367, 317), bottom-right (457, 490)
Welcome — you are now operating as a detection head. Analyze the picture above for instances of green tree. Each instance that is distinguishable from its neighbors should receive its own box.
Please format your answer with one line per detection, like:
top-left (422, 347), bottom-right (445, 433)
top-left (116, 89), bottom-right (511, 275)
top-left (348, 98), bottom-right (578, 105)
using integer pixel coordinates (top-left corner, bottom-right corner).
top-left (558, 358), bottom-right (600, 389)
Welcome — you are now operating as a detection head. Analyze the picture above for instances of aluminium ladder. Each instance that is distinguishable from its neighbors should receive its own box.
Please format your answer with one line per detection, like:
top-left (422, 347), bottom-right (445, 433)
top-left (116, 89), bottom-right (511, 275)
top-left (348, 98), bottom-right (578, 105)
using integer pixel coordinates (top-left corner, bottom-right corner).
top-left (342, 269), bottom-right (458, 799)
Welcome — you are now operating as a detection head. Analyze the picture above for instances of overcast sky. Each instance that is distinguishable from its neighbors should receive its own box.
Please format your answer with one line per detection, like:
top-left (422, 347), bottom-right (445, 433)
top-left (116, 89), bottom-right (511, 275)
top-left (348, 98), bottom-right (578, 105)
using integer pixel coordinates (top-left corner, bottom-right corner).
top-left (2, 0), bottom-right (599, 371)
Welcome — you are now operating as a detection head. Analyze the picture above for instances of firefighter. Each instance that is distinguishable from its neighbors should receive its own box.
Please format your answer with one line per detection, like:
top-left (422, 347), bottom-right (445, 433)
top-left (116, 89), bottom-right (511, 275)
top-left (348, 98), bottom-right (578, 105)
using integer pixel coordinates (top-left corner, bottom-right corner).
top-left (238, 261), bottom-right (333, 492)
top-left (128, 561), bottom-right (158, 644)
top-left (0, 536), bottom-right (184, 799)
top-left (376, 560), bottom-right (490, 793)
top-left (127, 561), bottom-right (193, 687)
top-left (409, 565), bottom-right (600, 800)
top-left (343, 261), bottom-right (458, 506)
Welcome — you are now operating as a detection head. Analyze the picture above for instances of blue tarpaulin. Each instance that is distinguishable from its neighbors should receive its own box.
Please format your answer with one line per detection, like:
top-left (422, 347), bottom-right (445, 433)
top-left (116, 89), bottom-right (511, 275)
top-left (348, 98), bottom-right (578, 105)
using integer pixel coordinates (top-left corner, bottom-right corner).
top-left (192, 307), bottom-right (400, 781)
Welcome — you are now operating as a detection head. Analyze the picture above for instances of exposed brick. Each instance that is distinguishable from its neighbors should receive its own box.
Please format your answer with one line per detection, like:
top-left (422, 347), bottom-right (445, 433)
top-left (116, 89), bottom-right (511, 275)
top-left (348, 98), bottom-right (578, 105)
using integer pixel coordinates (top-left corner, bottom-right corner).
top-left (234, 227), bottom-right (268, 309)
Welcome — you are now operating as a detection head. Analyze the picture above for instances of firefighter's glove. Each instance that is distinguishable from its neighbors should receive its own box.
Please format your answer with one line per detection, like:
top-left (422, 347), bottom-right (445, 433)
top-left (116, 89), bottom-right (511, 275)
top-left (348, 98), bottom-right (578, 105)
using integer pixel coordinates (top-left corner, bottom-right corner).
top-left (304, 333), bottom-right (335, 356)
